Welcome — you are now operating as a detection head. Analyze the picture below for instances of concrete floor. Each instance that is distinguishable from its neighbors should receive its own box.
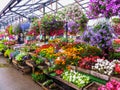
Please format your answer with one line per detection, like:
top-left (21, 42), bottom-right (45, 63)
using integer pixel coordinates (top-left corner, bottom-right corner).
top-left (0, 56), bottom-right (43, 90)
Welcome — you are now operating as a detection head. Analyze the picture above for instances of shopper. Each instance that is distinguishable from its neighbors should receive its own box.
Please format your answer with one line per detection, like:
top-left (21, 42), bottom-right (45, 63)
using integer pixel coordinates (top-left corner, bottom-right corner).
top-left (17, 33), bottom-right (24, 44)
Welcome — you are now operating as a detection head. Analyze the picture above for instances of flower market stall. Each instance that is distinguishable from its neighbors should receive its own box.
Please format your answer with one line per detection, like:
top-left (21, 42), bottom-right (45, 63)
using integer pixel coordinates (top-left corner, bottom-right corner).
top-left (0, 0), bottom-right (120, 90)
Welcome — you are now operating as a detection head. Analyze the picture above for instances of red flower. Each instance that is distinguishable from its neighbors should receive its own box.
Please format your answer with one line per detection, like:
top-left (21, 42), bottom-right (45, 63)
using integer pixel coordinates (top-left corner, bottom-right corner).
top-left (55, 69), bottom-right (63, 75)
top-left (115, 64), bottom-right (120, 74)
top-left (79, 56), bottom-right (100, 69)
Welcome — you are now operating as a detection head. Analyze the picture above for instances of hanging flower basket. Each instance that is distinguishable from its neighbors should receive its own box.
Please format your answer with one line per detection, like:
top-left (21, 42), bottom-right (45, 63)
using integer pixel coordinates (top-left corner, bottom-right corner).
top-left (113, 23), bottom-right (120, 35)
top-left (49, 29), bottom-right (64, 36)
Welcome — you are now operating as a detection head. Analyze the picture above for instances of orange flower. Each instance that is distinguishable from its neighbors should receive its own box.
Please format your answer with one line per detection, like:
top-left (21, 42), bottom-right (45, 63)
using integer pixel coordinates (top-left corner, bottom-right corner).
top-left (66, 65), bottom-right (71, 70)
top-left (55, 57), bottom-right (65, 65)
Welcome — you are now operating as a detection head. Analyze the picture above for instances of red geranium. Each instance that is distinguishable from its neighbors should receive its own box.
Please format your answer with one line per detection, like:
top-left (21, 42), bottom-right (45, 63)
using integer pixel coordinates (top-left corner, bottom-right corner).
top-left (115, 63), bottom-right (120, 74)
top-left (55, 69), bottom-right (63, 75)
top-left (78, 56), bottom-right (100, 69)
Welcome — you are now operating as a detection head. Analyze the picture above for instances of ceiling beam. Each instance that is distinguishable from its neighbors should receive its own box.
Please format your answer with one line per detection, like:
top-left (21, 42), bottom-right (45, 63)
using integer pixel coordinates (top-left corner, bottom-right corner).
top-left (10, 10), bottom-right (28, 19)
top-left (0, 0), bottom-right (22, 18)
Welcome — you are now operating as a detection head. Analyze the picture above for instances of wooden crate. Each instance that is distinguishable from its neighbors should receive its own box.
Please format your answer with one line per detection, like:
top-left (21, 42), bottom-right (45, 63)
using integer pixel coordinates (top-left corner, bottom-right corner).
top-left (12, 59), bottom-right (19, 70)
top-left (18, 65), bottom-right (31, 74)
top-left (90, 70), bottom-right (110, 81)
top-left (54, 76), bottom-right (82, 90)
top-left (25, 60), bottom-right (36, 73)
top-left (37, 81), bottom-right (64, 90)
top-left (83, 82), bottom-right (102, 90)
top-left (110, 74), bottom-right (120, 82)
top-left (70, 65), bottom-right (91, 74)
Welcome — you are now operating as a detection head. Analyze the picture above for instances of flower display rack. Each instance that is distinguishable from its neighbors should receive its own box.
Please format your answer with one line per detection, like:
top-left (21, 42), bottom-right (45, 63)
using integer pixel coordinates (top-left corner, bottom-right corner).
top-left (70, 65), bottom-right (91, 74)
top-left (83, 82), bottom-right (102, 90)
top-left (12, 59), bottom-right (19, 70)
top-left (47, 75), bottom-right (83, 90)
top-left (36, 81), bottom-right (64, 90)
top-left (90, 70), bottom-right (110, 81)
top-left (110, 74), bottom-right (120, 82)
top-left (18, 65), bottom-right (31, 74)
top-left (25, 60), bottom-right (36, 73)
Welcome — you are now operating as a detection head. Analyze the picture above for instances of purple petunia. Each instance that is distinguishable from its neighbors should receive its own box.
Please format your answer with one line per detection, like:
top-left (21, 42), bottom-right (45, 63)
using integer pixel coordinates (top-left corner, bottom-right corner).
top-left (82, 21), bottom-right (115, 51)
top-left (88, 0), bottom-right (120, 18)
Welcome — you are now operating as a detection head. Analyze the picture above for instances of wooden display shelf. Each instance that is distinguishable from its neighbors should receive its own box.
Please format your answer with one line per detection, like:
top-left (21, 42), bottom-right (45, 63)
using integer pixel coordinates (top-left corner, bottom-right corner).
top-left (25, 60), bottom-right (36, 73)
top-left (53, 76), bottom-right (82, 90)
top-left (83, 82), bottom-right (102, 90)
top-left (36, 81), bottom-right (64, 90)
top-left (12, 59), bottom-right (19, 69)
top-left (90, 70), bottom-right (110, 81)
top-left (36, 82), bottom-right (49, 90)
top-left (25, 60), bottom-right (36, 67)
top-left (18, 65), bottom-right (31, 74)
top-left (110, 74), bottom-right (120, 82)
top-left (29, 52), bottom-right (36, 56)
top-left (70, 66), bottom-right (91, 74)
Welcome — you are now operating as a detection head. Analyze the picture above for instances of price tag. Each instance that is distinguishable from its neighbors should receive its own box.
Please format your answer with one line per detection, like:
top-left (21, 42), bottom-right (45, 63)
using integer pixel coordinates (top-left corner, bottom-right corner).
top-left (39, 35), bottom-right (43, 40)
top-left (49, 36), bottom-right (53, 40)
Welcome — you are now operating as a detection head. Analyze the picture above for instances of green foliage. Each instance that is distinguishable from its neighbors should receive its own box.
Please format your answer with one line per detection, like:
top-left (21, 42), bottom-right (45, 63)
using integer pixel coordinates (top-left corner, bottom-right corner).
top-left (41, 14), bottom-right (64, 33)
top-left (79, 45), bottom-right (102, 57)
top-left (77, 14), bottom-right (88, 32)
top-left (36, 58), bottom-right (44, 65)
top-left (109, 52), bottom-right (120, 60)
top-left (112, 18), bottom-right (120, 23)
top-left (32, 56), bottom-right (44, 65)
top-left (4, 49), bottom-right (14, 58)
top-left (32, 73), bottom-right (46, 82)
top-left (15, 52), bottom-right (27, 61)
top-left (42, 80), bottom-right (53, 86)
top-left (0, 43), bottom-right (6, 52)
top-left (39, 50), bottom-right (46, 57)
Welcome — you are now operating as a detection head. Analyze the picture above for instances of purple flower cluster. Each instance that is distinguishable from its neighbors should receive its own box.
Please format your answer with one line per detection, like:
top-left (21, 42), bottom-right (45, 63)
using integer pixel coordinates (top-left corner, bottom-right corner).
top-left (82, 27), bottom-right (94, 42)
top-left (67, 21), bottom-right (79, 34)
top-left (91, 29), bottom-right (113, 50)
top-left (83, 22), bottom-right (115, 50)
top-left (88, 0), bottom-right (120, 18)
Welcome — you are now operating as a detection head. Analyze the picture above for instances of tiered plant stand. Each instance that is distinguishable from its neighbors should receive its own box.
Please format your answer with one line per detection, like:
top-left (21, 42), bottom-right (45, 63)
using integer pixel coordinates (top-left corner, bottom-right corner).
top-left (83, 82), bottom-right (102, 90)
top-left (25, 60), bottom-right (36, 73)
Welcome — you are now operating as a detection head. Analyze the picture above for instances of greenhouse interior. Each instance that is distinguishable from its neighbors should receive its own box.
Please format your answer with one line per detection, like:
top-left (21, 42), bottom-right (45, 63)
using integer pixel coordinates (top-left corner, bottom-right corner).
top-left (0, 0), bottom-right (120, 90)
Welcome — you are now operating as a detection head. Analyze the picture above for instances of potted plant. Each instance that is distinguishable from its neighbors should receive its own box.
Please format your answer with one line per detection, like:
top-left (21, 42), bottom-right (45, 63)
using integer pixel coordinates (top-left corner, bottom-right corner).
top-left (41, 14), bottom-right (64, 36)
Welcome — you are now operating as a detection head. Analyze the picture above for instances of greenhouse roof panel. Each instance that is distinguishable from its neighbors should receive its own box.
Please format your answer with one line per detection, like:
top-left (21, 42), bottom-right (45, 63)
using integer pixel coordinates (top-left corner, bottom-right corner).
top-left (0, 0), bottom-right (90, 27)
top-left (0, 0), bottom-right (11, 12)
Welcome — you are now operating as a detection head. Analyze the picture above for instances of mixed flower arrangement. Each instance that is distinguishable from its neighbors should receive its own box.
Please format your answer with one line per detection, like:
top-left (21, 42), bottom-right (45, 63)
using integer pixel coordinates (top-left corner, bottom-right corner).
top-left (41, 14), bottom-right (64, 36)
top-left (83, 20), bottom-right (115, 58)
top-left (4, 41), bottom-right (16, 45)
top-left (58, 4), bottom-right (88, 34)
top-left (35, 44), bottom-right (54, 54)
